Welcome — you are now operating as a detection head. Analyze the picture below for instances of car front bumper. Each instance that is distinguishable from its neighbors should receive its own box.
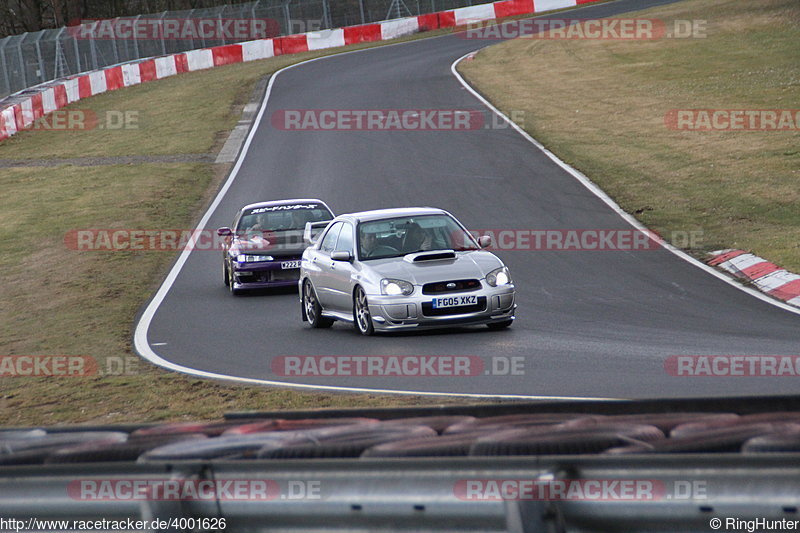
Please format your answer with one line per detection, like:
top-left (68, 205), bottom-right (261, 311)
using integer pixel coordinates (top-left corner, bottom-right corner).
top-left (365, 285), bottom-right (516, 331)
top-left (231, 259), bottom-right (301, 290)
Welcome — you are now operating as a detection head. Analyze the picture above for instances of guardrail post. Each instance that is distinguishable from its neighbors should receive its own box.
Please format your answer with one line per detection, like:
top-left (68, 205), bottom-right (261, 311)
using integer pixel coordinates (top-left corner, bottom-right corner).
top-left (282, 2), bottom-right (291, 36)
top-left (218, 7), bottom-right (226, 46)
top-left (322, 0), bottom-right (331, 29)
top-left (132, 15), bottom-right (141, 60)
top-left (53, 27), bottom-right (63, 79)
top-left (251, 1), bottom-right (261, 40)
top-left (110, 18), bottom-right (120, 64)
top-left (159, 12), bottom-right (167, 55)
top-left (72, 30), bottom-right (81, 72)
top-left (185, 9), bottom-right (195, 50)
top-left (17, 34), bottom-right (27, 88)
top-left (0, 38), bottom-right (10, 97)
top-left (34, 33), bottom-right (45, 84)
top-left (89, 23), bottom-right (99, 70)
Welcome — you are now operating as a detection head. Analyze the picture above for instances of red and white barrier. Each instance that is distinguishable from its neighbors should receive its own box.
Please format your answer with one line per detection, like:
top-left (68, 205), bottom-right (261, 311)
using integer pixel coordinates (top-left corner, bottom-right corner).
top-left (241, 40), bottom-right (275, 61)
top-left (42, 88), bottom-right (57, 114)
top-left (154, 56), bottom-right (178, 78)
top-left (709, 250), bottom-right (800, 307)
top-left (535, 0), bottom-right (577, 11)
top-left (0, 0), bottom-right (605, 143)
top-left (185, 49), bottom-right (215, 71)
top-left (88, 70), bottom-right (107, 95)
top-left (307, 29), bottom-right (346, 51)
top-left (453, 4), bottom-right (498, 25)
top-left (380, 17), bottom-right (420, 40)
top-left (121, 63), bottom-right (141, 86)
top-left (0, 105), bottom-right (17, 138)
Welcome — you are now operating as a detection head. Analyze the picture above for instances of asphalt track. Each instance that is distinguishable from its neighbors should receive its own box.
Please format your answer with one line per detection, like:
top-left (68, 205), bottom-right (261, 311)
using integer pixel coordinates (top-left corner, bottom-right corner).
top-left (135, 0), bottom-right (800, 399)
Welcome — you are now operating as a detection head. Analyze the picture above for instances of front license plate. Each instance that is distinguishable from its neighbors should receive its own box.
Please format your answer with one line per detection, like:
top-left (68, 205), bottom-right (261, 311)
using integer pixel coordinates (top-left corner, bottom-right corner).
top-left (281, 260), bottom-right (301, 269)
top-left (432, 295), bottom-right (477, 308)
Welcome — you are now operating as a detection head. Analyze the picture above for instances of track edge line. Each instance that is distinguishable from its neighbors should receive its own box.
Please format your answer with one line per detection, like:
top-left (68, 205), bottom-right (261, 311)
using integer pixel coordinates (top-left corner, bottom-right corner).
top-left (450, 51), bottom-right (800, 318)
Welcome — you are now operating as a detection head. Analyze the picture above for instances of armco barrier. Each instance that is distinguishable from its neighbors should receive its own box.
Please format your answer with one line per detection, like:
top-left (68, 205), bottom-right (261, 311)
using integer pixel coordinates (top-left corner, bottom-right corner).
top-left (0, 0), bottom-right (593, 143)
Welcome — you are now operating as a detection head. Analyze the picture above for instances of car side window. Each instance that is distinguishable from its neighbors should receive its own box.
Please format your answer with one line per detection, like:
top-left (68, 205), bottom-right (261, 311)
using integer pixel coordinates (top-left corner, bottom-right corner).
top-left (335, 223), bottom-right (354, 254)
top-left (319, 222), bottom-right (343, 254)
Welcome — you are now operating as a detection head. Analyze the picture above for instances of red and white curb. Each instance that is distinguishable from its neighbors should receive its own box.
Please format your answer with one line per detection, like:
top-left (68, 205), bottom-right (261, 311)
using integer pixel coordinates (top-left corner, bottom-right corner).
top-left (709, 250), bottom-right (800, 307)
top-left (0, 0), bottom-right (596, 143)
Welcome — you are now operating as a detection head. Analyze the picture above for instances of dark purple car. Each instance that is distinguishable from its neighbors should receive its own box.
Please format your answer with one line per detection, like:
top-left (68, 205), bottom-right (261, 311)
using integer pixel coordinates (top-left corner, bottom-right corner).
top-left (217, 199), bottom-right (334, 294)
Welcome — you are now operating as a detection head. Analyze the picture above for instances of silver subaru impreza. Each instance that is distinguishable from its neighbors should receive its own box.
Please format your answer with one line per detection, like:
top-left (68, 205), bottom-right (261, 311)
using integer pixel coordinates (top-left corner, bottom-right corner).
top-left (299, 207), bottom-right (516, 335)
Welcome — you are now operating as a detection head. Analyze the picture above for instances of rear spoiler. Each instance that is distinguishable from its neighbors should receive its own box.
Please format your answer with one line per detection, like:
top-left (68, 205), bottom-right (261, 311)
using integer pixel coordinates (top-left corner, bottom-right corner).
top-left (304, 221), bottom-right (331, 245)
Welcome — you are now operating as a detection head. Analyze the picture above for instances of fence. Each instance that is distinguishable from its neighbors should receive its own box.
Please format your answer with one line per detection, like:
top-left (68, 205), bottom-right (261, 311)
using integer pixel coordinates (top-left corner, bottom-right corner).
top-left (0, 0), bottom-right (486, 100)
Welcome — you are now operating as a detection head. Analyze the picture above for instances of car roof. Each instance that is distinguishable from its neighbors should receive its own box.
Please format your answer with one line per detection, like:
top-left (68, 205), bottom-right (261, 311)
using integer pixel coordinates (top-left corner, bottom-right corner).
top-left (240, 199), bottom-right (330, 212)
top-left (336, 207), bottom-right (448, 223)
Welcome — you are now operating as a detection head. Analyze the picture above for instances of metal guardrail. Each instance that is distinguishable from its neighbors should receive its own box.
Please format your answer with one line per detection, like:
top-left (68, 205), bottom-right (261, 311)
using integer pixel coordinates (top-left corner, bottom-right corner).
top-left (0, 456), bottom-right (797, 532)
top-left (0, 0), bottom-right (486, 100)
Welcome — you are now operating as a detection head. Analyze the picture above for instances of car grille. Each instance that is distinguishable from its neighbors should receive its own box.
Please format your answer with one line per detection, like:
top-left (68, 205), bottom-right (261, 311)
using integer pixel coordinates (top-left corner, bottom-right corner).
top-left (270, 269), bottom-right (300, 282)
top-left (422, 279), bottom-right (481, 295)
top-left (422, 296), bottom-right (487, 317)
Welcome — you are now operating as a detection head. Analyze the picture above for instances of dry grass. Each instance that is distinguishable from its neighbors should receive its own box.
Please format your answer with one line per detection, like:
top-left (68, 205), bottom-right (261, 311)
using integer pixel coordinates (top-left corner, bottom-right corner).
top-left (459, 0), bottom-right (800, 270)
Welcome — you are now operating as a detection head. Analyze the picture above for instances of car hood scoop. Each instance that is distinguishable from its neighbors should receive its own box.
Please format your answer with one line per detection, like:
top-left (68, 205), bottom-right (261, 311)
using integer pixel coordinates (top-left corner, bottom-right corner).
top-left (404, 250), bottom-right (457, 263)
top-left (369, 250), bottom-right (502, 285)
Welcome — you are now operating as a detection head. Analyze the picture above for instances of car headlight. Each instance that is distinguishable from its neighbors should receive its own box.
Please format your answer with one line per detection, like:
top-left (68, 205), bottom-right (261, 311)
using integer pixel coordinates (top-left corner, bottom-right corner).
top-left (486, 266), bottom-right (511, 287)
top-left (380, 278), bottom-right (414, 296)
top-left (237, 254), bottom-right (274, 263)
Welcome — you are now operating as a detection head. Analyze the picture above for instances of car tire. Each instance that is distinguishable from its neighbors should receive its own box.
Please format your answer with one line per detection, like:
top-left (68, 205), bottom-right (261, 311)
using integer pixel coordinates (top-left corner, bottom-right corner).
top-left (223, 261), bottom-right (230, 287)
top-left (303, 280), bottom-right (333, 328)
top-left (487, 319), bottom-right (513, 330)
top-left (353, 286), bottom-right (375, 336)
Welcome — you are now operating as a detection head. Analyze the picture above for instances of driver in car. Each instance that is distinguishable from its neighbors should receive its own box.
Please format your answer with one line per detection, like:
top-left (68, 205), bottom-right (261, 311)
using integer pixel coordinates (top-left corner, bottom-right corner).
top-left (403, 223), bottom-right (433, 253)
top-left (248, 214), bottom-right (267, 233)
top-left (360, 230), bottom-right (378, 258)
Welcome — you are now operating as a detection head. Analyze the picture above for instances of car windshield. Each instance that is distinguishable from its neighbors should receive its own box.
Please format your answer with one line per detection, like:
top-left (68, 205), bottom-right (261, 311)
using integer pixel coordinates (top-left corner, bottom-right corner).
top-left (357, 214), bottom-right (480, 260)
top-left (235, 204), bottom-right (332, 235)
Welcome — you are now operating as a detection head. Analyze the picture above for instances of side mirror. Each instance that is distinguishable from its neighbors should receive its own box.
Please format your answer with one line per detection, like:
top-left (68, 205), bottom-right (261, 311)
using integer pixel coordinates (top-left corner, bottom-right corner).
top-left (478, 235), bottom-right (492, 248)
top-left (331, 250), bottom-right (352, 262)
top-left (217, 227), bottom-right (232, 237)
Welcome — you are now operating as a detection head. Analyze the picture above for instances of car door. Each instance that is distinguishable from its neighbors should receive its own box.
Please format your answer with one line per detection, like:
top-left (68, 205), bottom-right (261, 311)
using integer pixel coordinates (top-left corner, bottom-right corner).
top-left (308, 221), bottom-right (342, 307)
top-left (324, 222), bottom-right (357, 313)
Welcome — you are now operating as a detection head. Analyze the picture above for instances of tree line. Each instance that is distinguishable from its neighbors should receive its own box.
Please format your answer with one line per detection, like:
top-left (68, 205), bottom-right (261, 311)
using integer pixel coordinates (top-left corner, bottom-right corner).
top-left (0, 0), bottom-right (273, 37)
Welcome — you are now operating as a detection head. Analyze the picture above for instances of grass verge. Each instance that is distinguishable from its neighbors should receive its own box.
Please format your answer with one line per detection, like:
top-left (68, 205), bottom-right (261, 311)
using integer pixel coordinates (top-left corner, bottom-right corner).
top-left (459, 0), bottom-right (800, 271)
